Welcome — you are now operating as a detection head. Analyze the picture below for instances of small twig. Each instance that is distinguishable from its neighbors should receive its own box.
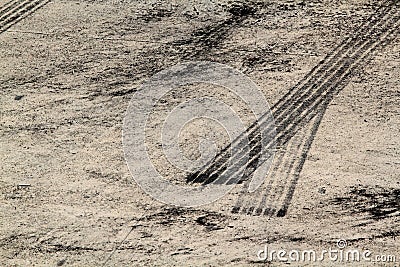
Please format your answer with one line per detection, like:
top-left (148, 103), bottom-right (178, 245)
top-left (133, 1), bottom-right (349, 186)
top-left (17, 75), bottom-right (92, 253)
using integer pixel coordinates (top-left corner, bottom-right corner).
top-left (101, 208), bottom-right (152, 266)
top-left (17, 183), bottom-right (31, 187)
top-left (7, 30), bottom-right (51, 35)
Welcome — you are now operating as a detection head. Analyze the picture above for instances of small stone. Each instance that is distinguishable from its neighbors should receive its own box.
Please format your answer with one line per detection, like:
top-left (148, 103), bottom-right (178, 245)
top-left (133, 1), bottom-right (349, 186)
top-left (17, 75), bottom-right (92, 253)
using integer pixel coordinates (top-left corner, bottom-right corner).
top-left (57, 259), bottom-right (66, 266)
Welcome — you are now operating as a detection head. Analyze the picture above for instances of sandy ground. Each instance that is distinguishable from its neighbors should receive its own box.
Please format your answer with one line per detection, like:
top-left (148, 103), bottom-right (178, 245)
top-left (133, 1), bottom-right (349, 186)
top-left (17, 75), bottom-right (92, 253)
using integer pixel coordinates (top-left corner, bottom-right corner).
top-left (0, 0), bottom-right (399, 266)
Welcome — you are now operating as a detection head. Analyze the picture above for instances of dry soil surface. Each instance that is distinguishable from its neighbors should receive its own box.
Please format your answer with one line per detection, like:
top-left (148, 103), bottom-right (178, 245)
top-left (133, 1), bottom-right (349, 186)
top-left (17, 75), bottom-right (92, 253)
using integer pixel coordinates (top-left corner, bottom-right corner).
top-left (0, 0), bottom-right (399, 266)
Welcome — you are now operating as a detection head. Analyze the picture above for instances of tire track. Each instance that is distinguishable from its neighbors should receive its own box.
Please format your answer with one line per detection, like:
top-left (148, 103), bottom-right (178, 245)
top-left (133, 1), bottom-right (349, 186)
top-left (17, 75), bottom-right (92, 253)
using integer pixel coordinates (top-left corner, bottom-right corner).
top-left (237, 106), bottom-right (327, 216)
top-left (186, 0), bottom-right (400, 216)
top-left (0, 0), bottom-right (50, 34)
top-left (273, 18), bottom-right (400, 218)
top-left (0, 0), bottom-right (27, 17)
top-left (235, 5), bottom-right (400, 216)
top-left (188, 0), bottom-right (398, 186)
